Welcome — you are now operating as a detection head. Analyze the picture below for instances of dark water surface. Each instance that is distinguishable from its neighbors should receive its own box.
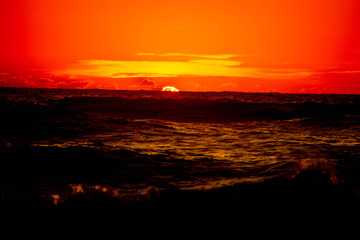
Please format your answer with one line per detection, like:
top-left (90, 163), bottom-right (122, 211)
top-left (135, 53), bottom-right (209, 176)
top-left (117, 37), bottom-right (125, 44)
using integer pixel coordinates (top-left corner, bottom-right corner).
top-left (1, 87), bottom-right (360, 230)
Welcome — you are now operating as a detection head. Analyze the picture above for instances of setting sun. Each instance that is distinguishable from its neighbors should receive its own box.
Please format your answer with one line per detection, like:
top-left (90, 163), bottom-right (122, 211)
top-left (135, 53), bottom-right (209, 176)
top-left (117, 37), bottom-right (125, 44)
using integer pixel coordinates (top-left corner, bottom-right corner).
top-left (162, 86), bottom-right (179, 92)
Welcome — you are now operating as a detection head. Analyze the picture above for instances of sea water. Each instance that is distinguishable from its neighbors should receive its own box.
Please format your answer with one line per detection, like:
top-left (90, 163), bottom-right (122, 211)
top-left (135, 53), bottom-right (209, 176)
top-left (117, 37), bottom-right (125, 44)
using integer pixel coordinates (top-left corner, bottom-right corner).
top-left (1, 87), bottom-right (360, 224)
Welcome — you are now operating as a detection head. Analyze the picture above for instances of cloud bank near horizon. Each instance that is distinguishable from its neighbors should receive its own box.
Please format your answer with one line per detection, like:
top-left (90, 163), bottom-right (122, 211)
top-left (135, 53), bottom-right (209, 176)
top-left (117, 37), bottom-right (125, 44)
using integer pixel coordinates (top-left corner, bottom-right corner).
top-left (53, 53), bottom-right (313, 80)
top-left (1, 53), bottom-right (359, 93)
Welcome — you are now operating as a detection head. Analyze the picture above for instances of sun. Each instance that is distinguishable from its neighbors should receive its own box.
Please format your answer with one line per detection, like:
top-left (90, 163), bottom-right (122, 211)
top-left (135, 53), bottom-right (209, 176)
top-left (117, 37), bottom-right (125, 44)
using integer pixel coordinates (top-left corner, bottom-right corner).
top-left (162, 86), bottom-right (179, 92)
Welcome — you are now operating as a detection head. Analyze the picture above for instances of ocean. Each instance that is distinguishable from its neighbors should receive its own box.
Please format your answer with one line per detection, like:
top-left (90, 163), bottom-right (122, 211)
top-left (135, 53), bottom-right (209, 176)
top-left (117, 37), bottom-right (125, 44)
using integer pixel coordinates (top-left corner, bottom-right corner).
top-left (1, 87), bottom-right (360, 230)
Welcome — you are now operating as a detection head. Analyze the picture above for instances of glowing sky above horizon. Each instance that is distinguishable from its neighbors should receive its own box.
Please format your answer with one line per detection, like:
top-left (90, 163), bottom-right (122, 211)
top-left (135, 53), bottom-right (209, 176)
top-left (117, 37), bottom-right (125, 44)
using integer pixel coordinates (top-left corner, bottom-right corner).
top-left (0, 0), bottom-right (359, 93)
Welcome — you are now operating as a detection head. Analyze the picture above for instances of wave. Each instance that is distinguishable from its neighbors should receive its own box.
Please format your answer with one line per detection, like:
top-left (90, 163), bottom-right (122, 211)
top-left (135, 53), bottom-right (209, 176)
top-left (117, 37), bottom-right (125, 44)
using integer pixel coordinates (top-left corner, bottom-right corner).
top-left (2, 86), bottom-right (360, 103)
top-left (2, 87), bottom-right (360, 125)
top-left (1, 145), bottom-right (358, 202)
top-left (56, 96), bottom-right (360, 123)
top-left (1, 93), bottom-right (359, 153)
top-left (1, 143), bottom-right (360, 231)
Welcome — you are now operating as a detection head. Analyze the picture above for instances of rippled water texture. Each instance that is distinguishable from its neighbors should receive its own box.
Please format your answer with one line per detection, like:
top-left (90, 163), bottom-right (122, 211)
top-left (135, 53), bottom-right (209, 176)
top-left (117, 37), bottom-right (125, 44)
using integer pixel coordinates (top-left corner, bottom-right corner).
top-left (0, 87), bottom-right (360, 212)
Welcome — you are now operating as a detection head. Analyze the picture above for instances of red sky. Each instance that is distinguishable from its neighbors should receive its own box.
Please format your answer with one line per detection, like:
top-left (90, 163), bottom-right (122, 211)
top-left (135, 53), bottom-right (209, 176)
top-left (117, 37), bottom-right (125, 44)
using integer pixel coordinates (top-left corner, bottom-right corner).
top-left (0, 0), bottom-right (359, 93)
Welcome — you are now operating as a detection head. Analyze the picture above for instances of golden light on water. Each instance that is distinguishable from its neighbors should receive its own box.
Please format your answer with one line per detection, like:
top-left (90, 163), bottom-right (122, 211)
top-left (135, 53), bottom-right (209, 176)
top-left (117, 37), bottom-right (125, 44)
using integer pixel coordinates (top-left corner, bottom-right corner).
top-left (162, 86), bottom-right (179, 92)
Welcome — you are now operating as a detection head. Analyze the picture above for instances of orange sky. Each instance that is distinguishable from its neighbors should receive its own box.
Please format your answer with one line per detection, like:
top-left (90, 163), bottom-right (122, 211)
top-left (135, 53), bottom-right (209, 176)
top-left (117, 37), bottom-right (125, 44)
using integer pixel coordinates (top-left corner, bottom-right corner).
top-left (0, 0), bottom-right (359, 93)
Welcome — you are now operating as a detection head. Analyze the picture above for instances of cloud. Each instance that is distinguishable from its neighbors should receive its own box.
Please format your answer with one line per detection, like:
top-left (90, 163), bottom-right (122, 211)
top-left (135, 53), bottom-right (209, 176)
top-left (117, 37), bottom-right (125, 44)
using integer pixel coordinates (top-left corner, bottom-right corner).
top-left (55, 58), bottom-right (255, 78)
top-left (53, 53), bottom-right (313, 80)
top-left (329, 70), bottom-right (360, 74)
top-left (138, 78), bottom-right (156, 86)
top-left (137, 53), bottom-right (242, 60)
